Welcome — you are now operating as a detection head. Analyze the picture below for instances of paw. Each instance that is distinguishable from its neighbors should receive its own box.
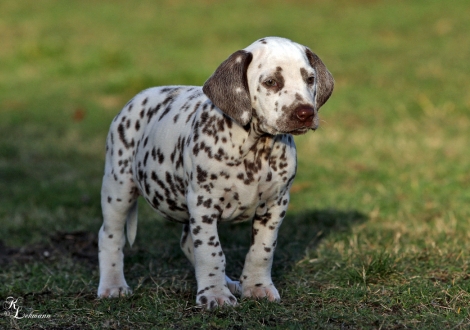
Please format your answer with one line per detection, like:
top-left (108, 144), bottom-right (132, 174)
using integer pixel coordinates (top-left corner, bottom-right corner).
top-left (225, 276), bottom-right (242, 296)
top-left (196, 287), bottom-right (238, 309)
top-left (98, 285), bottom-right (132, 298)
top-left (242, 283), bottom-right (280, 302)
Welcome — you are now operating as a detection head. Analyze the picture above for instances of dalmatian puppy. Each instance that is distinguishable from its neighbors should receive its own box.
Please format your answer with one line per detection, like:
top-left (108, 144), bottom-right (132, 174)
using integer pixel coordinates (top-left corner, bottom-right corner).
top-left (97, 37), bottom-right (334, 309)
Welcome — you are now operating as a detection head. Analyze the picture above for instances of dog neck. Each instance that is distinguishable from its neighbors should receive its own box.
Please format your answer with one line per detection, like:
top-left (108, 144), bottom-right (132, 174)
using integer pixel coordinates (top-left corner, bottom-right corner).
top-left (238, 115), bottom-right (276, 160)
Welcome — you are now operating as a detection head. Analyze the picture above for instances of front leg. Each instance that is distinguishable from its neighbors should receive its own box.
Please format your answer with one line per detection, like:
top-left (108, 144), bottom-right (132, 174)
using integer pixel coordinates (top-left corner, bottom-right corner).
top-left (240, 197), bottom-right (288, 302)
top-left (188, 202), bottom-right (237, 309)
top-left (181, 224), bottom-right (242, 297)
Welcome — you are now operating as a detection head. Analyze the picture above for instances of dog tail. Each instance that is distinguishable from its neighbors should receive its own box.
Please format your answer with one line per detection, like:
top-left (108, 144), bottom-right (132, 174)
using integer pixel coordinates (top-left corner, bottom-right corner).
top-left (126, 201), bottom-right (138, 247)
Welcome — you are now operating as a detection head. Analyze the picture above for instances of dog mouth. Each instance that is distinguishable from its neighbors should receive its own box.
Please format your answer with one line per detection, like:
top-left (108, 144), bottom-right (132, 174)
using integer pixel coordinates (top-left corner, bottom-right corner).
top-left (287, 127), bottom-right (312, 135)
top-left (260, 117), bottom-right (315, 136)
top-left (271, 125), bottom-right (314, 135)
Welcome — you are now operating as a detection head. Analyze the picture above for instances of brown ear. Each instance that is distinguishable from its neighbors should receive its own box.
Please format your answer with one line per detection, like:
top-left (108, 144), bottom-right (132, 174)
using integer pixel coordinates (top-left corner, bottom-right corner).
top-left (305, 48), bottom-right (334, 109)
top-left (203, 50), bottom-right (253, 126)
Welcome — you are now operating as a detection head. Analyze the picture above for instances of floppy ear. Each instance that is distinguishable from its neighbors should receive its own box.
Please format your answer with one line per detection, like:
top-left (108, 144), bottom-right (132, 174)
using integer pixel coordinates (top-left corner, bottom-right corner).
top-left (305, 48), bottom-right (334, 110)
top-left (203, 50), bottom-right (253, 126)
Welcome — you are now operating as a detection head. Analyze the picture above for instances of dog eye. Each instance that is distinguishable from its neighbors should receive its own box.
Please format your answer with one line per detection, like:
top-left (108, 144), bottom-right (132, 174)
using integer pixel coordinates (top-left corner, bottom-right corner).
top-left (307, 76), bottom-right (315, 85)
top-left (264, 79), bottom-right (277, 87)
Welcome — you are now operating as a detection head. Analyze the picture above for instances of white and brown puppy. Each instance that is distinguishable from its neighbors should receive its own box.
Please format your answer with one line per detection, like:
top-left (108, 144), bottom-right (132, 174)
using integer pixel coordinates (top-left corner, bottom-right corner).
top-left (98, 37), bottom-right (334, 309)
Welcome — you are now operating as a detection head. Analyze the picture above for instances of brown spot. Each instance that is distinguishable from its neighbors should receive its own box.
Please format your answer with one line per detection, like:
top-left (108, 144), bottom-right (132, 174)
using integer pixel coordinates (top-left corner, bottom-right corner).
top-left (203, 198), bottom-right (212, 208)
top-left (199, 296), bottom-right (208, 304)
top-left (192, 226), bottom-right (201, 235)
top-left (196, 166), bottom-right (208, 183)
top-left (202, 215), bottom-right (214, 224)
top-left (266, 172), bottom-right (272, 182)
top-left (197, 195), bottom-right (204, 206)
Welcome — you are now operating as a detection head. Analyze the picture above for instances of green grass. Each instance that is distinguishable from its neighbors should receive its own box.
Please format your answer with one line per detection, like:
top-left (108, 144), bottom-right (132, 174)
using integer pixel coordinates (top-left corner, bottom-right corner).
top-left (1, 0), bottom-right (470, 328)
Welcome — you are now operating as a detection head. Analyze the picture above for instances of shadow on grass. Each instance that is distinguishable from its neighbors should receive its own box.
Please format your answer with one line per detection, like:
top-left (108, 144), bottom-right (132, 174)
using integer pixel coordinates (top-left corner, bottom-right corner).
top-left (1, 209), bottom-right (367, 292)
top-left (220, 209), bottom-right (368, 281)
top-left (0, 231), bottom-right (98, 267)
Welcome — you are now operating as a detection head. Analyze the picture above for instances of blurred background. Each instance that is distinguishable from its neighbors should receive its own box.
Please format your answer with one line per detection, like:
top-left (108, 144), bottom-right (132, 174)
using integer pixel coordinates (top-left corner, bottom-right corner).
top-left (1, 0), bottom-right (468, 245)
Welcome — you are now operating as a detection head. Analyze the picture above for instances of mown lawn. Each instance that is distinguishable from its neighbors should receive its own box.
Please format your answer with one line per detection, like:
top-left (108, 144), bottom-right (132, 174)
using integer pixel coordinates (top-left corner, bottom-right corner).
top-left (1, 0), bottom-right (469, 329)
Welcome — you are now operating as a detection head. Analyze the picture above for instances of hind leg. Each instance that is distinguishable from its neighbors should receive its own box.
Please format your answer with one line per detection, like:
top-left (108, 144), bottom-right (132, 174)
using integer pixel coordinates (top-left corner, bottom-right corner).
top-left (98, 173), bottom-right (138, 298)
top-left (180, 224), bottom-right (241, 296)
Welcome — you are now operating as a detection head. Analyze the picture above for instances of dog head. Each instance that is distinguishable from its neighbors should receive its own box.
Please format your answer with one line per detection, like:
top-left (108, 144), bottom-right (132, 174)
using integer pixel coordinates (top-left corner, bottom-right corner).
top-left (203, 37), bottom-right (334, 135)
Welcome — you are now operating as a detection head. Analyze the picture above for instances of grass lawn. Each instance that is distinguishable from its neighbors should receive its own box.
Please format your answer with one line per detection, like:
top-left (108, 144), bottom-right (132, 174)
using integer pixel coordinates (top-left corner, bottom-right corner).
top-left (1, 0), bottom-right (469, 328)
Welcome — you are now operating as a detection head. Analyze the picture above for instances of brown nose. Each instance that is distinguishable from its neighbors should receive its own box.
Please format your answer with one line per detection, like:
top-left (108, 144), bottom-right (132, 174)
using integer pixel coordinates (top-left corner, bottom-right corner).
top-left (295, 106), bottom-right (315, 123)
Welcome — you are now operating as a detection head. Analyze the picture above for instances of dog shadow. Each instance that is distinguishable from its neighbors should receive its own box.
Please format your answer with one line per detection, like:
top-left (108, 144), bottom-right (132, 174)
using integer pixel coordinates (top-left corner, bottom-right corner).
top-left (1, 207), bottom-right (366, 293)
top-left (112, 207), bottom-right (368, 292)
top-left (218, 209), bottom-right (367, 279)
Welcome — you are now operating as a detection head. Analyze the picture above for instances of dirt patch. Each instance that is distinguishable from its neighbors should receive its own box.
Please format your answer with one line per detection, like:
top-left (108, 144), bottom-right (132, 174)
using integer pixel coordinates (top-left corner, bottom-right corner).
top-left (0, 231), bottom-right (98, 266)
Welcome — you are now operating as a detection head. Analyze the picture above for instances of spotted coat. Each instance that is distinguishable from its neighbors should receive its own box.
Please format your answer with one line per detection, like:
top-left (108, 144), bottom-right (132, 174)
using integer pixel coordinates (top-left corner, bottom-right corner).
top-left (97, 37), bottom-right (334, 309)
